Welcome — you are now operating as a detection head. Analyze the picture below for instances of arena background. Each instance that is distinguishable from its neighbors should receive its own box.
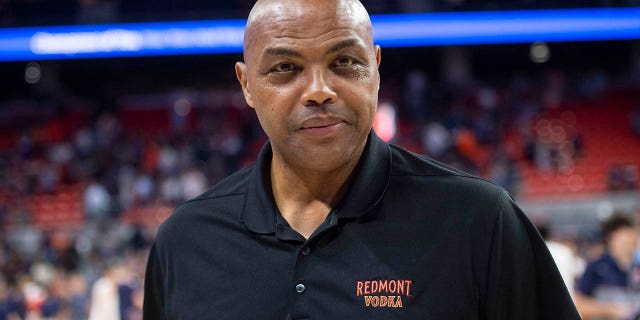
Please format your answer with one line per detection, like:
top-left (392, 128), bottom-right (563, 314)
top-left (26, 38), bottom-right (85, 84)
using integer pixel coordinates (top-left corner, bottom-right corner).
top-left (0, 1), bottom-right (639, 319)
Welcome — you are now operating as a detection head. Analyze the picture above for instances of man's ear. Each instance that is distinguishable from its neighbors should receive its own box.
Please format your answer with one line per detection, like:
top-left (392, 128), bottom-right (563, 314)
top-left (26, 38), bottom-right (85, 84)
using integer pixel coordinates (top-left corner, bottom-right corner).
top-left (235, 62), bottom-right (254, 108)
top-left (375, 45), bottom-right (382, 90)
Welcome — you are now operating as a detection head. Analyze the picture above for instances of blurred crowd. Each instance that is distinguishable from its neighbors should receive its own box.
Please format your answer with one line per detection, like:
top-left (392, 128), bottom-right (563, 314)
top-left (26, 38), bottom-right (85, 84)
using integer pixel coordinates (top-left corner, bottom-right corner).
top-left (0, 4), bottom-right (639, 313)
top-left (0, 61), bottom-right (638, 318)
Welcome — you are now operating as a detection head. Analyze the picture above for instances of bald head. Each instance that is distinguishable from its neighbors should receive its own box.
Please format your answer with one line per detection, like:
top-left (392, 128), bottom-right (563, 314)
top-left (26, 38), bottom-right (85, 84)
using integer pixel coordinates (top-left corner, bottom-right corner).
top-left (234, 0), bottom-right (382, 179)
top-left (242, 0), bottom-right (374, 63)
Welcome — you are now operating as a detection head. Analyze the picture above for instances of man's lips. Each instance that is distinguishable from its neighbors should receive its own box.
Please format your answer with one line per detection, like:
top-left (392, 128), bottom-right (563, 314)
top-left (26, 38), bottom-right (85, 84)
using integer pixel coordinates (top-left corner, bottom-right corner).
top-left (298, 116), bottom-right (346, 130)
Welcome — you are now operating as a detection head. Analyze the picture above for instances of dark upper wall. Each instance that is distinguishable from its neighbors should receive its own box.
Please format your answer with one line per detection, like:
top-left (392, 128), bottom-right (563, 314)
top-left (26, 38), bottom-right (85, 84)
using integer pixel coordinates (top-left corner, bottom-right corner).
top-left (1, 0), bottom-right (639, 27)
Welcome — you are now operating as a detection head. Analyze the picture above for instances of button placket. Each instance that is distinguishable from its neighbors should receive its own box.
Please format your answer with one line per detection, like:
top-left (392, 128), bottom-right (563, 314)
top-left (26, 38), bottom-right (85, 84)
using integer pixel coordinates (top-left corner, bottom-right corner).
top-left (291, 241), bottom-right (313, 318)
top-left (290, 213), bottom-right (337, 319)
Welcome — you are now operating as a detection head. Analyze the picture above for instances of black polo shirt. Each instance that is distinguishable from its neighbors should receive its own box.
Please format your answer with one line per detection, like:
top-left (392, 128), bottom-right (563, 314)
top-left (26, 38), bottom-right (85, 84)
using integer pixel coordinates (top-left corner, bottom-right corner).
top-left (144, 132), bottom-right (579, 320)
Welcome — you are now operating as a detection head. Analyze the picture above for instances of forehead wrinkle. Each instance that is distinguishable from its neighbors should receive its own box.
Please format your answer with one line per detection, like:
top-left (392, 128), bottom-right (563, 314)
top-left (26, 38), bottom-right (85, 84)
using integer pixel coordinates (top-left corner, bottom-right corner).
top-left (326, 38), bottom-right (361, 55)
top-left (254, 30), bottom-right (368, 67)
top-left (259, 37), bottom-right (365, 64)
top-left (264, 47), bottom-right (302, 58)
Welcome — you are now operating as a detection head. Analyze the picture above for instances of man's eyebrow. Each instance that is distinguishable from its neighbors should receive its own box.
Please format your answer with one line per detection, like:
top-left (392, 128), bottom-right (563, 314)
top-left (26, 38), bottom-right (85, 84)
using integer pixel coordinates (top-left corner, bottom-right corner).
top-left (264, 47), bottom-right (302, 57)
top-left (326, 39), bottom-right (360, 54)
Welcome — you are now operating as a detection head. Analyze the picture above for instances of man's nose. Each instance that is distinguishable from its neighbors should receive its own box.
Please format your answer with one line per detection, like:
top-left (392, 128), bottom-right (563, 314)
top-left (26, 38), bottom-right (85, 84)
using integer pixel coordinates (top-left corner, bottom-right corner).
top-left (301, 67), bottom-right (337, 107)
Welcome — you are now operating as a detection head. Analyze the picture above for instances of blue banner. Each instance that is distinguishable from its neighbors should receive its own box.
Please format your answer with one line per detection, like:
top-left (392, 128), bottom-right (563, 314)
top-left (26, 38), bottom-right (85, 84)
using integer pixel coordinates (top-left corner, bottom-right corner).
top-left (0, 8), bottom-right (638, 61)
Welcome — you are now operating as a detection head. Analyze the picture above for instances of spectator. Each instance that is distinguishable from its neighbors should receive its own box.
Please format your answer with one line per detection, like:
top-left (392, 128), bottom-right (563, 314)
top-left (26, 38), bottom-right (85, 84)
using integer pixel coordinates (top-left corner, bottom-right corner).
top-left (622, 165), bottom-right (638, 190)
top-left (68, 273), bottom-right (89, 320)
top-left (157, 141), bottom-right (179, 176)
top-left (180, 167), bottom-right (207, 200)
top-left (88, 263), bottom-right (124, 320)
top-left (0, 275), bottom-right (25, 320)
top-left (609, 165), bottom-right (624, 191)
top-left (40, 271), bottom-right (70, 319)
top-left (6, 220), bottom-right (42, 262)
top-left (421, 122), bottom-right (451, 157)
top-left (83, 176), bottom-right (113, 221)
top-left (609, 165), bottom-right (639, 191)
top-left (488, 148), bottom-right (520, 197)
top-left (574, 213), bottom-right (640, 319)
top-left (131, 172), bottom-right (155, 206)
top-left (159, 174), bottom-right (182, 204)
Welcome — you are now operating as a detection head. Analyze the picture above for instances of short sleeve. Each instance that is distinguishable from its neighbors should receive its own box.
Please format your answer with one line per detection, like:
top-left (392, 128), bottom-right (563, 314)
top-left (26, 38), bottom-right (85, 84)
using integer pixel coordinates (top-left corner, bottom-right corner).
top-left (143, 244), bottom-right (167, 320)
top-left (483, 190), bottom-right (580, 320)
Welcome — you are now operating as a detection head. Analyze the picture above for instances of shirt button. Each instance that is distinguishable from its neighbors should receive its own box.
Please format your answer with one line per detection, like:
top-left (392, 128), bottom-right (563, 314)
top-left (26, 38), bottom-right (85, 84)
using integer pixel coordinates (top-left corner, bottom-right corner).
top-left (295, 283), bottom-right (306, 293)
top-left (301, 246), bottom-right (310, 256)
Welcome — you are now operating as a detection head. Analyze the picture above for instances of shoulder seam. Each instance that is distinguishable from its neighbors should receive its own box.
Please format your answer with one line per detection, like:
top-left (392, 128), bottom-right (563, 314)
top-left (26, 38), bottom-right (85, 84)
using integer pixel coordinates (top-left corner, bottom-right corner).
top-left (390, 172), bottom-right (496, 184)
top-left (175, 192), bottom-right (246, 208)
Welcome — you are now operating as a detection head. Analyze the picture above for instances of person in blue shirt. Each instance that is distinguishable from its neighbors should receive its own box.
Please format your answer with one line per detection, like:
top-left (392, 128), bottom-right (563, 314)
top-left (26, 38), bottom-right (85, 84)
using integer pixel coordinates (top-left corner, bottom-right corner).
top-left (575, 213), bottom-right (640, 319)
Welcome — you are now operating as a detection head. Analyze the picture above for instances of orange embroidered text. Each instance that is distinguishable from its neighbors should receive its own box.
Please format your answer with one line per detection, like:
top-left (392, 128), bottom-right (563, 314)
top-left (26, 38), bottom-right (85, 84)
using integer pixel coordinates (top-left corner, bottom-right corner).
top-left (355, 279), bottom-right (413, 308)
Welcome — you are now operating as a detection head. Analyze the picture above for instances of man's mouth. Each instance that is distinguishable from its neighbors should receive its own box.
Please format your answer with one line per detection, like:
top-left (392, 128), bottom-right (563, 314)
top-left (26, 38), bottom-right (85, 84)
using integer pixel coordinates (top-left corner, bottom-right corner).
top-left (301, 123), bottom-right (343, 130)
top-left (299, 116), bottom-right (346, 130)
top-left (298, 117), bottom-right (347, 136)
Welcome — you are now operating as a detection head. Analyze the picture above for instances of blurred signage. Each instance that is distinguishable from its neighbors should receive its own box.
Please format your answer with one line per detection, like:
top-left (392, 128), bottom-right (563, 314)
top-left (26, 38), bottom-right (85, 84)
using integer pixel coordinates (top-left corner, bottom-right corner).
top-left (0, 8), bottom-right (639, 61)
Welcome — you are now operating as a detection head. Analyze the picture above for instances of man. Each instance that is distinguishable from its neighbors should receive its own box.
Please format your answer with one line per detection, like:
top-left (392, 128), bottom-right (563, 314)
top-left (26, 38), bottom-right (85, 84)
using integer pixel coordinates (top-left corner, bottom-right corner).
top-left (575, 214), bottom-right (640, 319)
top-left (143, 0), bottom-right (580, 319)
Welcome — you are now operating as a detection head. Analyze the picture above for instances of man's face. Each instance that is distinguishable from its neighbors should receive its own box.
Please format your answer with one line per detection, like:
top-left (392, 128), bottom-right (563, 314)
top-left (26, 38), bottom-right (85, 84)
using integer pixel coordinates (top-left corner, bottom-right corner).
top-left (236, 0), bottom-right (381, 172)
top-left (609, 226), bottom-right (638, 257)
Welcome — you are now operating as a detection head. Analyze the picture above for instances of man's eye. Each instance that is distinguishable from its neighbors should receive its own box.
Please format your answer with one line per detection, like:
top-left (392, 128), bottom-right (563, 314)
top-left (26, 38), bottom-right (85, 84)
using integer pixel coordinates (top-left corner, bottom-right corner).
top-left (335, 57), bottom-right (355, 67)
top-left (274, 63), bottom-right (295, 72)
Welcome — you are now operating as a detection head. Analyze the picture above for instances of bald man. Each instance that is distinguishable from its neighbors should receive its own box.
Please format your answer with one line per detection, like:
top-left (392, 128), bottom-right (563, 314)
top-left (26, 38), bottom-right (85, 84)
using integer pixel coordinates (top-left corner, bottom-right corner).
top-left (143, 1), bottom-right (580, 319)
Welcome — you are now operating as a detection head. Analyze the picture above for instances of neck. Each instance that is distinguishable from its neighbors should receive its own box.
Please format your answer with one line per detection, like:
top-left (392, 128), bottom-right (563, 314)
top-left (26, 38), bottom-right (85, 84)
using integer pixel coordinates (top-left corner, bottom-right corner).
top-left (270, 151), bottom-right (361, 239)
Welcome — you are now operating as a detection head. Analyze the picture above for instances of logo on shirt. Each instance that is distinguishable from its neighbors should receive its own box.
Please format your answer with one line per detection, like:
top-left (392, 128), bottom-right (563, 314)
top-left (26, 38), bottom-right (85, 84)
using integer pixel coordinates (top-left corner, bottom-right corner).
top-left (355, 279), bottom-right (413, 308)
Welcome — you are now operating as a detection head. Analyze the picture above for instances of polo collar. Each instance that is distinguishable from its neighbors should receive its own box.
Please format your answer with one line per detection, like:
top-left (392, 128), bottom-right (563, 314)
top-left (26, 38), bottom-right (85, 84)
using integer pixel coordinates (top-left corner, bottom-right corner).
top-left (240, 131), bottom-right (392, 234)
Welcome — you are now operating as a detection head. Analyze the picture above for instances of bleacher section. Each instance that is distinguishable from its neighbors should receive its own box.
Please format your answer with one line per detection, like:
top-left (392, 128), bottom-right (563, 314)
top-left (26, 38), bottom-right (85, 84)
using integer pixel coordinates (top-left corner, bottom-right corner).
top-left (6, 90), bottom-right (638, 229)
top-left (520, 90), bottom-right (640, 198)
